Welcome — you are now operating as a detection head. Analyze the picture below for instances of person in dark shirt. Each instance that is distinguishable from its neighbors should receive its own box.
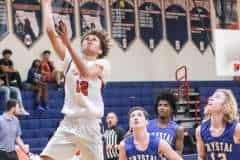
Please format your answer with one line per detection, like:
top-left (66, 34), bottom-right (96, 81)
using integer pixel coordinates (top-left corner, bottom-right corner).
top-left (0, 49), bottom-right (22, 89)
top-left (0, 49), bottom-right (29, 115)
top-left (104, 112), bottom-right (125, 160)
top-left (27, 59), bottom-right (48, 111)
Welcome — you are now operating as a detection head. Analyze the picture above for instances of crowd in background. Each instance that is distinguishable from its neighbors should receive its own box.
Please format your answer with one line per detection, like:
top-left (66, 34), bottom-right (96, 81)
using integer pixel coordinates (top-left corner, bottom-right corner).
top-left (0, 49), bottom-right (64, 114)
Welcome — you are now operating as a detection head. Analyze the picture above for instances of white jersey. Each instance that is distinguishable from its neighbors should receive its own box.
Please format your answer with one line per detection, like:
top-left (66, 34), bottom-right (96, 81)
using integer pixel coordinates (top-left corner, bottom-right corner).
top-left (61, 50), bottom-right (110, 119)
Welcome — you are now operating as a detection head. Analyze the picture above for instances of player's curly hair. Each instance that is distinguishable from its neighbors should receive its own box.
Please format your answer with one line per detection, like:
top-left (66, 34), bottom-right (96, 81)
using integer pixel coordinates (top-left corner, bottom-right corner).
top-left (204, 89), bottom-right (239, 123)
top-left (154, 91), bottom-right (177, 115)
top-left (81, 30), bottom-right (110, 59)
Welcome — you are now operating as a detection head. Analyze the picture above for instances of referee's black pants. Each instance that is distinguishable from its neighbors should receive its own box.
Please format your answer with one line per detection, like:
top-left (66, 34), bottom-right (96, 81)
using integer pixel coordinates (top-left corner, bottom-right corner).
top-left (0, 150), bottom-right (19, 160)
top-left (106, 158), bottom-right (118, 160)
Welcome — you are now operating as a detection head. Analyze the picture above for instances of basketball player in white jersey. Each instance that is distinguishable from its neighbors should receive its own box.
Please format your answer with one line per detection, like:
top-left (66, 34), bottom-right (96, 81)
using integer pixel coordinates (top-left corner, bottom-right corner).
top-left (30, 1), bottom-right (111, 160)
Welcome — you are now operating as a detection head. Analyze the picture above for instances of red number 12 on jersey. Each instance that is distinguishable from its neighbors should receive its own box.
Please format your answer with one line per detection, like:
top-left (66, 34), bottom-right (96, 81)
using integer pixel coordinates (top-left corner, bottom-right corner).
top-left (76, 80), bottom-right (89, 96)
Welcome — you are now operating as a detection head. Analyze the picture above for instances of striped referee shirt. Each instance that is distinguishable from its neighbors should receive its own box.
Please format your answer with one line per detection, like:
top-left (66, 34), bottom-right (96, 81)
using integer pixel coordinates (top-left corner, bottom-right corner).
top-left (104, 126), bottom-right (125, 159)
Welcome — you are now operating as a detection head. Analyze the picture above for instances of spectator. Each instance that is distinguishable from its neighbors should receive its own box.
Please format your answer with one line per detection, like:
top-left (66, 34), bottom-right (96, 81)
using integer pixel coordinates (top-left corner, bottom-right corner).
top-left (0, 72), bottom-right (8, 104)
top-left (27, 59), bottom-right (48, 111)
top-left (104, 112), bottom-right (125, 160)
top-left (0, 50), bottom-right (29, 115)
top-left (0, 49), bottom-right (22, 89)
top-left (40, 50), bottom-right (63, 88)
top-left (0, 82), bottom-right (29, 116)
top-left (0, 99), bottom-right (29, 160)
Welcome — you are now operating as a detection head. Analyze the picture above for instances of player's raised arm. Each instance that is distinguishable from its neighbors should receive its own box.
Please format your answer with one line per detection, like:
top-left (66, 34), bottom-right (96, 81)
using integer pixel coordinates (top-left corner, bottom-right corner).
top-left (42, 0), bottom-right (66, 60)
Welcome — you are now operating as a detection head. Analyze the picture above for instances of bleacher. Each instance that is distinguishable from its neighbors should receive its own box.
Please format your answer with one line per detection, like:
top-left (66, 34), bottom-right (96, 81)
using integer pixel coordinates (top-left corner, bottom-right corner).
top-left (1, 81), bottom-right (240, 159)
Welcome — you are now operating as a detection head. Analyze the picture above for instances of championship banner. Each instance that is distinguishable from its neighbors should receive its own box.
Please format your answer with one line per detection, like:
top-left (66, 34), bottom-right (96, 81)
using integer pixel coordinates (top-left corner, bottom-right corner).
top-left (110, 0), bottom-right (136, 50)
top-left (137, 0), bottom-right (163, 52)
top-left (189, 0), bottom-right (211, 53)
top-left (213, 0), bottom-right (239, 29)
top-left (79, 0), bottom-right (107, 36)
top-left (0, 0), bottom-right (8, 41)
top-left (52, 0), bottom-right (75, 40)
top-left (12, 0), bottom-right (42, 48)
top-left (164, 0), bottom-right (188, 53)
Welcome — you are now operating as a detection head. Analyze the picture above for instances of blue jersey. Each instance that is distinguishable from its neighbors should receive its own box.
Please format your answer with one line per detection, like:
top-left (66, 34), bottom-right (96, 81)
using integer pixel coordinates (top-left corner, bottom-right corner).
top-left (147, 119), bottom-right (178, 148)
top-left (200, 120), bottom-right (240, 160)
top-left (124, 134), bottom-right (161, 160)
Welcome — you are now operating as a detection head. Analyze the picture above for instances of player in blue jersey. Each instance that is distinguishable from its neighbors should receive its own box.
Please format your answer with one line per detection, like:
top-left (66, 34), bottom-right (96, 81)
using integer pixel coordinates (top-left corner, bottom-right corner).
top-left (196, 89), bottom-right (240, 160)
top-left (147, 91), bottom-right (184, 154)
top-left (118, 106), bottom-right (182, 160)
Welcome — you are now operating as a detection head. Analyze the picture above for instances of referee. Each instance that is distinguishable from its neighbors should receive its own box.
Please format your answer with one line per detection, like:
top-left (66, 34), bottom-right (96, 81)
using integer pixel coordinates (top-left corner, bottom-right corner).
top-left (104, 112), bottom-right (125, 160)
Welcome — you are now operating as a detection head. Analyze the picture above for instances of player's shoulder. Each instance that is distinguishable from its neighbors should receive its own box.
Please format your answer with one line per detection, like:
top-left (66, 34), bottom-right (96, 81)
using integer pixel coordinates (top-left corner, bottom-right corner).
top-left (0, 115), bottom-right (3, 122)
top-left (195, 124), bottom-right (202, 138)
top-left (169, 120), bottom-right (179, 126)
top-left (234, 122), bottom-right (240, 135)
top-left (199, 119), bottom-right (210, 129)
top-left (168, 120), bottom-right (181, 131)
top-left (116, 126), bottom-right (125, 133)
top-left (231, 122), bottom-right (240, 143)
top-left (119, 139), bottom-right (126, 149)
top-left (176, 124), bottom-right (184, 134)
top-left (148, 119), bottom-right (156, 124)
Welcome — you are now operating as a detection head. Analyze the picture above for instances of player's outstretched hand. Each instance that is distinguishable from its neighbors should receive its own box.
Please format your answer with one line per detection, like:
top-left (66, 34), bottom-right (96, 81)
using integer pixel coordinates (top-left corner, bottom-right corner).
top-left (56, 20), bottom-right (70, 46)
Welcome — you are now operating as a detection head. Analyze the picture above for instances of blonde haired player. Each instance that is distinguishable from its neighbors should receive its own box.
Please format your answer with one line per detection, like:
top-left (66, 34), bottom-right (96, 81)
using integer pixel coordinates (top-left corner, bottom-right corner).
top-left (30, 0), bottom-right (110, 160)
top-left (196, 89), bottom-right (240, 160)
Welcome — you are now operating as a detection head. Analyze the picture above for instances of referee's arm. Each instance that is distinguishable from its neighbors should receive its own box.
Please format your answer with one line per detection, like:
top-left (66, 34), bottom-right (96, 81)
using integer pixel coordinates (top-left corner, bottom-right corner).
top-left (116, 127), bottom-right (125, 148)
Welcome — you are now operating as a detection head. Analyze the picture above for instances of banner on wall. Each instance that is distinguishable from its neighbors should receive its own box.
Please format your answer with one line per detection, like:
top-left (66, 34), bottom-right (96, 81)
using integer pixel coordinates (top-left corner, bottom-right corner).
top-left (214, 0), bottom-right (239, 29)
top-left (79, 0), bottom-right (107, 36)
top-left (0, 0), bottom-right (8, 41)
top-left (110, 0), bottom-right (136, 50)
top-left (189, 0), bottom-right (211, 53)
top-left (137, 0), bottom-right (163, 52)
top-left (52, 0), bottom-right (75, 40)
top-left (12, 0), bottom-right (42, 48)
top-left (164, 0), bottom-right (188, 53)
